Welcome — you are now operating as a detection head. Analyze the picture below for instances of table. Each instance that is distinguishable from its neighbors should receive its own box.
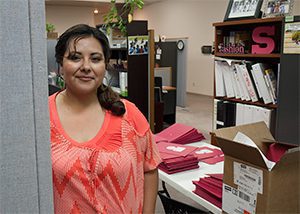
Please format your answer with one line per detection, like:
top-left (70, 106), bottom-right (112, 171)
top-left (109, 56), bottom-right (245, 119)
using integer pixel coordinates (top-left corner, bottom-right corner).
top-left (158, 142), bottom-right (223, 214)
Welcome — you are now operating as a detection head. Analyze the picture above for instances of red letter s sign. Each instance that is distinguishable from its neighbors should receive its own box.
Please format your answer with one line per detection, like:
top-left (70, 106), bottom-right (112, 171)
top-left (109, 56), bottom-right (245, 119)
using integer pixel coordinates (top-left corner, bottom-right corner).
top-left (252, 26), bottom-right (275, 54)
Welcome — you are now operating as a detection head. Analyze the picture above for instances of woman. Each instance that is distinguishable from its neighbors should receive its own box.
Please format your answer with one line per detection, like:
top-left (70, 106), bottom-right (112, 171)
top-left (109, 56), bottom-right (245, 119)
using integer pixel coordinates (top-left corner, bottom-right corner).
top-left (49, 24), bottom-right (161, 213)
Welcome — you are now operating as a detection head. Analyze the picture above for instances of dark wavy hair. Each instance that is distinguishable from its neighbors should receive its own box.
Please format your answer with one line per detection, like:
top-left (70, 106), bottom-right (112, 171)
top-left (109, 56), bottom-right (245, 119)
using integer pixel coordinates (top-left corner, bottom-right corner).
top-left (55, 24), bottom-right (125, 116)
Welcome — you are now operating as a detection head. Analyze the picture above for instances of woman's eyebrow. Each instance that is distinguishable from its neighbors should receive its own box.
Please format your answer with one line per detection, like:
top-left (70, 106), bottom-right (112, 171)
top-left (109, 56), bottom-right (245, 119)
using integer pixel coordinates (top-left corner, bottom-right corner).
top-left (91, 52), bottom-right (103, 56)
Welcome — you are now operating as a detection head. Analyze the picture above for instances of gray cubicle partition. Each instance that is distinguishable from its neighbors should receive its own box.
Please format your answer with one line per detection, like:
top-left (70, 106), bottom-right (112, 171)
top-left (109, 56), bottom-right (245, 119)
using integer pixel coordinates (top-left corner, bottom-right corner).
top-left (1, 0), bottom-right (54, 213)
top-left (276, 54), bottom-right (300, 145)
top-left (166, 38), bottom-right (188, 108)
top-left (275, 17), bottom-right (300, 145)
top-left (176, 39), bottom-right (188, 108)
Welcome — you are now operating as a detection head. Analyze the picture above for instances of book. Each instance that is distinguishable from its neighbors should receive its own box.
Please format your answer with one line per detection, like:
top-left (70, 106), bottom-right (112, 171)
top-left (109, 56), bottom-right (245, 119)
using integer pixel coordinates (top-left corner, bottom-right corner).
top-left (155, 123), bottom-right (205, 144)
top-left (222, 64), bottom-right (235, 98)
top-left (230, 65), bottom-right (241, 99)
top-left (192, 173), bottom-right (224, 208)
top-left (192, 146), bottom-right (223, 161)
top-left (263, 74), bottom-right (276, 104)
top-left (214, 61), bottom-right (226, 97)
top-left (251, 63), bottom-right (272, 104)
top-left (235, 64), bottom-right (251, 101)
top-left (264, 68), bottom-right (277, 102)
top-left (233, 66), bottom-right (246, 100)
top-left (234, 103), bottom-right (273, 128)
top-left (239, 63), bottom-right (258, 102)
top-left (216, 100), bottom-right (236, 129)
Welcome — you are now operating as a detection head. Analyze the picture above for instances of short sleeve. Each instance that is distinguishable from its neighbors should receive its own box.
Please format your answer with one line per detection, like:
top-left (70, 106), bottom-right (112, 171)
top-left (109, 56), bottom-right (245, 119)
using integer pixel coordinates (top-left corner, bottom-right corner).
top-left (122, 100), bottom-right (162, 171)
top-left (143, 128), bottom-right (162, 172)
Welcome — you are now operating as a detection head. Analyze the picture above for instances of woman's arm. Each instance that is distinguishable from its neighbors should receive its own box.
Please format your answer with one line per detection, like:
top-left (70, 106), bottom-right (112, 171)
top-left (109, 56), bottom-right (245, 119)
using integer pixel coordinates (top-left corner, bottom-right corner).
top-left (143, 168), bottom-right (159, 214)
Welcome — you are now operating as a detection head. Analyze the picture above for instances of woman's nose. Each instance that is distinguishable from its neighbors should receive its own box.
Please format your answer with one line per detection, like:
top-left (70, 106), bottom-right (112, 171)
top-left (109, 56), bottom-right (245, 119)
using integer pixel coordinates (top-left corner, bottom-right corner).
top-left (80, 58), bottom-right (91, 72)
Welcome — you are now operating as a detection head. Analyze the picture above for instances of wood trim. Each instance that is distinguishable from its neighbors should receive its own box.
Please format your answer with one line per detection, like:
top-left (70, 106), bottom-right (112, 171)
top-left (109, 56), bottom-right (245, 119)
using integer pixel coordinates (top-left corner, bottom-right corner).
top-left (212, 17), bottom-right (283, 27)
top-left (214, 53), bottom-right (281, 58)
top-left (148, 29), bottom-right (155, 132)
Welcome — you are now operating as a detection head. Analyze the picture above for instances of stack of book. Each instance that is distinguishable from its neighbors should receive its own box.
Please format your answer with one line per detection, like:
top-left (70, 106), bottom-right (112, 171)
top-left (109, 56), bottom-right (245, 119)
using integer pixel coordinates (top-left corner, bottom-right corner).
top-left (157, 142), bottom-right (199, 174)
top-left (193, 174), bottom-right (223, 208)
top-left (213, 99), bottom-right (274, 130)
top-left (192, 146), bottom-right (224, 164)
top-left (214, 58), bottom-right (278, 105)
top-left (155, 123), bottom-right (205, 144)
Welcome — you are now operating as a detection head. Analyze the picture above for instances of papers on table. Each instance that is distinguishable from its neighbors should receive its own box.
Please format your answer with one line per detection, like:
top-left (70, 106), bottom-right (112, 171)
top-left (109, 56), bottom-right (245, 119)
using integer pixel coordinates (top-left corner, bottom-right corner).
top-left (155, 123), bottom-right (205, 144)
top-left (193, 173), bottom-right (223, 209)
top-left (157, 142), bottom-right (224, 174)
top-left (157, 142), bottom-right (199, 174)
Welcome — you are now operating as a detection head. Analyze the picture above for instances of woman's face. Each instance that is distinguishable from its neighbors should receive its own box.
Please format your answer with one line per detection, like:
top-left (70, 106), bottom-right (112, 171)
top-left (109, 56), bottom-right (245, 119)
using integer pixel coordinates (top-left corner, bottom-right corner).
top-left (61, 36), bottom-right (106, 96)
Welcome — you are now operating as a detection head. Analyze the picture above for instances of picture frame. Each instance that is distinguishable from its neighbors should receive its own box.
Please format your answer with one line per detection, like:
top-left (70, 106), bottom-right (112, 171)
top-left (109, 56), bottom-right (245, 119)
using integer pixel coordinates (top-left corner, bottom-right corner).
top-left (224, 0), bottom-right (263, 21)
top-left (128, 35), bottom-right (149, 56)
top-left (283, 21), bottom-right (300, 54)
top-left (262, 0), bottom-right (294, 18)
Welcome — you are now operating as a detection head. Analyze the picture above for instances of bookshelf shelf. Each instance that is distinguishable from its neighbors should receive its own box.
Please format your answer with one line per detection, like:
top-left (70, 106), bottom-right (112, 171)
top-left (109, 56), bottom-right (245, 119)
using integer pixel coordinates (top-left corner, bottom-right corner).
top-left (212, 17), bottom-right (283, 27)
top-left (212, 17), bottom-right (284, 137)
top-left (214, 53), bottom-right (281, 58)
top-left (215, 96), bottom-right (277, 109)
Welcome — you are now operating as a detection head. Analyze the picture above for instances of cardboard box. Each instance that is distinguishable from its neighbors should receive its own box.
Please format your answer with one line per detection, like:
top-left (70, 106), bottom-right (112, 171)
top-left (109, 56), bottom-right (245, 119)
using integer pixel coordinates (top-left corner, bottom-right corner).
top-left (214, 122), bottom-right (299, 214)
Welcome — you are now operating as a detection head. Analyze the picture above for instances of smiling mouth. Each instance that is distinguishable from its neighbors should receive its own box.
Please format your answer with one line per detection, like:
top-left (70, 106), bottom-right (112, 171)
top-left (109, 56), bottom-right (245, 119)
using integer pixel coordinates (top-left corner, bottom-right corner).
top-left (76, 76), bottom-right (94, 81)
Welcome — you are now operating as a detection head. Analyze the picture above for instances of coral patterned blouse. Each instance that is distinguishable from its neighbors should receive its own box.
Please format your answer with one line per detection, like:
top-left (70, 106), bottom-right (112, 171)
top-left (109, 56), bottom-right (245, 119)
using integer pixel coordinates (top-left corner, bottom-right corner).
top-left (49, 93), bottom-right (161, 213)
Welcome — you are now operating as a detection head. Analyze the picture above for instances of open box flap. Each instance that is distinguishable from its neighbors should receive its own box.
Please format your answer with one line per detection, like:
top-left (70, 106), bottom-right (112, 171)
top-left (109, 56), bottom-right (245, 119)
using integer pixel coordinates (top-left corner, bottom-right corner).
top-left (216, 136), bottom-right (268, 169)
top-left (214, 122), bottom-right (274, 155)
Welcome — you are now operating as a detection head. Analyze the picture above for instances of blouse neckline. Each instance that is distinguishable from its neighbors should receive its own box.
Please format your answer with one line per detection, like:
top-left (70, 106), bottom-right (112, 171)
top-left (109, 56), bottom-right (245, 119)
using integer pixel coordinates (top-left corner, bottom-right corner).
top-left (50, 92), bottom-right (111, 148)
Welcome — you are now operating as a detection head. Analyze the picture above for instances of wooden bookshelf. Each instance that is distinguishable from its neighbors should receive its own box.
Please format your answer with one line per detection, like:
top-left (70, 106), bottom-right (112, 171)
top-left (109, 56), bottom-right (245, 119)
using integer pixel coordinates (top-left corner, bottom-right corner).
top-left (214, 53), bottom-right (281, 58)
top-left (215, 96), bottom-right (277, 109)
top-left (212, 17), bottom-right (283, 27)
top-left (212, 17), bottom-right (284, 135)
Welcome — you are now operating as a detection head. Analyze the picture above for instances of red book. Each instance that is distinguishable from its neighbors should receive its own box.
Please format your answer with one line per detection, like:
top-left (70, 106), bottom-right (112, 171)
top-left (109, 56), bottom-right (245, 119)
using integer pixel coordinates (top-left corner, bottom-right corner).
top-left (159, 163), bottom-right (199, 174)
top-left (192, 146), bottom-right (223, 160)
top-left (156, 123), bottom-right (205, 144)
top-left (193, 187), bottom-right (222, 208)
top-left (200, 177), bottom-right (223, 189)
top-left (206, 173), bottom-right (223, 181)
top-left (157, 142), bottom-right (198, 157)
top-left (200, 155), bottom-right (224, 164)
top-left (266, 142), bottom-right (296, 162)
top-left (193, 180), bottom-right (222, 199)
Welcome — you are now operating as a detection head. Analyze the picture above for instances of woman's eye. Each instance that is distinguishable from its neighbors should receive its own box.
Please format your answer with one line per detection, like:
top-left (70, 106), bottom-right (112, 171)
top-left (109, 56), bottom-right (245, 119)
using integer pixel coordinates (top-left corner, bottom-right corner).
top-left (67, 54), bottom-right (81, 61)
top-left (91, 57), bottom-right (103, 63)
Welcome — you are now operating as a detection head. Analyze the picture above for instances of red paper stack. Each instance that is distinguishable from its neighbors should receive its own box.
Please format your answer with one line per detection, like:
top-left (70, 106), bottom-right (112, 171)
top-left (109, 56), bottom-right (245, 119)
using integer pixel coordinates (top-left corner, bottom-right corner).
top-left (193, 174), bottom-right (223, 208)
top-left (155, 123), bottom-right (205, 144)
top-left (192, 146), bottom-right (224, 164)
top-left (157, 142), bottom-right (199, 174)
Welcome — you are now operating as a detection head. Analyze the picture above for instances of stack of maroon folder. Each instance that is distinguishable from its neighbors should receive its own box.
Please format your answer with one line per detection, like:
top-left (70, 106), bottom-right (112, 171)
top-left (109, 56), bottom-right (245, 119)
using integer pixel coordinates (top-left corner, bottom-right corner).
top-left (193, 174), bottom-right (223, 208)
top-left (155, 123), bottom-right (205, 144)
top-left (157, 142), bottom-right (199, 174)
top-left (192, 146), bottom-right (224, 164)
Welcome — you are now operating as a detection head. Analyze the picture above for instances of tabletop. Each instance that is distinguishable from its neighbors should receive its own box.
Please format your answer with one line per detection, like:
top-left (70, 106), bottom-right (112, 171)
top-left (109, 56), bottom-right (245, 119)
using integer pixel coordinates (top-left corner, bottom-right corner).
top-left (158, 141), bottom-right (224, 214)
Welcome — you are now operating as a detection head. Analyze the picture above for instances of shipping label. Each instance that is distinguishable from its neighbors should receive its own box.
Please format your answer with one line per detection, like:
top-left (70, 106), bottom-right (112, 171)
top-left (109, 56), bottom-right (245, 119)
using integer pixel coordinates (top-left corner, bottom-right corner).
top-left (233, 162), bottom-right (263, 194)
top-left (223, 184), bottom-right (257, 214)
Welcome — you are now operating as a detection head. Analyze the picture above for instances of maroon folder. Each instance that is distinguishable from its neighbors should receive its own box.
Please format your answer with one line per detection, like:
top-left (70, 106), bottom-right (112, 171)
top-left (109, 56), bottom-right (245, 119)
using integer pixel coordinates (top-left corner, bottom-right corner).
top-left (157, 142), bottom-right (198, 157)
top-left (206, 173), bottom-right (223, 181)
top-left (156, 123), bottom-right (205, 144)
top-left (193, 180), bottom-right (222, 199)
top-left (192, 146), bottom-right (223, 160)
top-left (159, 163), bottom-right (199, 174)
top-left (193, 187), bottom-right (222, 208)
top-left (200, 155), bottom-right (224, 164)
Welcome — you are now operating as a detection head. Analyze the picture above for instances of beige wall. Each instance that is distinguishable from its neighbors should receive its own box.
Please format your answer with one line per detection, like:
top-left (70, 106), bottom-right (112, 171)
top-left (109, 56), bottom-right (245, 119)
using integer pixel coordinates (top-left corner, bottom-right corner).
top-left (134, 0), bottom-right (228, 96)
top-left (46, 0), bottom-right (300, 96)
top-left (46, 5), bottom-right (96, 36)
